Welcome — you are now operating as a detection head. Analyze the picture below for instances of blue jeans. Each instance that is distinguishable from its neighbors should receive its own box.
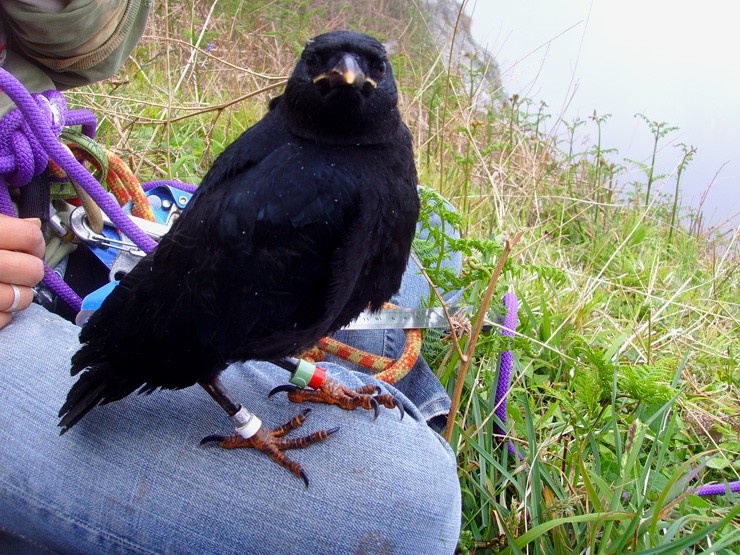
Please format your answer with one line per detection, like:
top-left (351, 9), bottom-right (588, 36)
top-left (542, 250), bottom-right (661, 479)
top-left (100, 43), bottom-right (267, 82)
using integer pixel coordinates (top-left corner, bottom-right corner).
top-left (0, 227), bottom-right (462, 553)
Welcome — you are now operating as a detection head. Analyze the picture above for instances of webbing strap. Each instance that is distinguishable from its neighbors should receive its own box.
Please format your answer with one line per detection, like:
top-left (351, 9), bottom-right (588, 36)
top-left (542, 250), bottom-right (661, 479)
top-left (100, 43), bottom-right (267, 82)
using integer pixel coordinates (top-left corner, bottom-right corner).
top-left (17, 167), bottom-right (50, 226)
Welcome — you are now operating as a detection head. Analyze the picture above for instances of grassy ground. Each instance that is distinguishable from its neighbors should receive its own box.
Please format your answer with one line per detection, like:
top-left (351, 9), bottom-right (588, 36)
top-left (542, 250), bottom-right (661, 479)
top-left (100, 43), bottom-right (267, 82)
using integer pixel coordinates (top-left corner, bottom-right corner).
top-left (66, 1), bottom-right (739, 553)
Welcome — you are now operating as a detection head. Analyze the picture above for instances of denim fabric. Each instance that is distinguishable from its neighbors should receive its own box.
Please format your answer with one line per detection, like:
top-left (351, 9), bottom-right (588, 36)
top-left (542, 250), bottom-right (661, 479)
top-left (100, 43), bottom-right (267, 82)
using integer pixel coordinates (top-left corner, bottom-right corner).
top-left (1, 304), bottom-right (461, 554)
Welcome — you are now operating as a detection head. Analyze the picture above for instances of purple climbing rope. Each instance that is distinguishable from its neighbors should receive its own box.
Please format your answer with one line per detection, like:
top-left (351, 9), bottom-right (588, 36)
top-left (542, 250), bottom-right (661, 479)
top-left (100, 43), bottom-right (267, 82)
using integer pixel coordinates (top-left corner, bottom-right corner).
top-left (0, 67), bottom-right (195, 311)
top-left (42, 263), bottom-right (82, 311)
top-left (494, 292), bottom-right (517, 433)
top-left (693, 481), bottom-right (740, 497)
top-left (493, 292), bottom-right (520, 457)
top-left (143, 180), bottom-right (198, 195)
top-left (0, 68), bottom-right (157, 254)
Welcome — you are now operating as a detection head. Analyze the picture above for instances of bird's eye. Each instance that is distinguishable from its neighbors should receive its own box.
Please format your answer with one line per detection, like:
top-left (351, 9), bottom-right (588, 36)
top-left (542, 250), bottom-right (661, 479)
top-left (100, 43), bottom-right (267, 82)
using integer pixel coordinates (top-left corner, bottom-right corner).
top-left (370, 58), bottom-right (387, 80)
top-left (303, 52), bottom-right (321, 70)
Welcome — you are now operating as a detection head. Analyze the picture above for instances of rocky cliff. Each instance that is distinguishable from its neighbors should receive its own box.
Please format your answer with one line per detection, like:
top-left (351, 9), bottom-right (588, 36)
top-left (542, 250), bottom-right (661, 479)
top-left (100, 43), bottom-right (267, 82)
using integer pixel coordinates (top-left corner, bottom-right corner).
top-left (422, 0), bottom-right (506, 106)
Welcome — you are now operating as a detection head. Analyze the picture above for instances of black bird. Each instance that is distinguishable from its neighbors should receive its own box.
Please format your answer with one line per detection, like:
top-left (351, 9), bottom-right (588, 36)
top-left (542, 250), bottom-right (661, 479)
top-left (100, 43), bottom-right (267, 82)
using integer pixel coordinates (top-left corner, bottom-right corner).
top-left (58, 30), bottom-right (420, 485)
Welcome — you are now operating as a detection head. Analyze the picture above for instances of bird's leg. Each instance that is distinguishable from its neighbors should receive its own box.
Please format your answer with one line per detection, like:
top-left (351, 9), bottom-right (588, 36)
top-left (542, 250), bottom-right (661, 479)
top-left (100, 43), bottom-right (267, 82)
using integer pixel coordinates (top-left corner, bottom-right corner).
top-left (198, 376), bottom-right (337, 488)
top-left (269, 358), bottom-right (404, 420)
top-left (199, 377), bottom-right (242, 416)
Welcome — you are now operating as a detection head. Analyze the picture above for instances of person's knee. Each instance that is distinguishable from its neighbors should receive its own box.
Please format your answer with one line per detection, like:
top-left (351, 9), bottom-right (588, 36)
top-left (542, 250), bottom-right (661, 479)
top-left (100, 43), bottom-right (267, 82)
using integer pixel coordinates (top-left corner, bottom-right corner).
top-left (367, 431), bottom-right (461, 552)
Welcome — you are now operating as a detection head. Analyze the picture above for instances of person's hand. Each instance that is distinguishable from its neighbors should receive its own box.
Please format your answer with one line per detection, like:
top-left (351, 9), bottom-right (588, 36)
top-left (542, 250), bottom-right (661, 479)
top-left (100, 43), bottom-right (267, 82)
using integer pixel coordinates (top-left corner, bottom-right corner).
top-left (0, 215), bottom-right (45, 330)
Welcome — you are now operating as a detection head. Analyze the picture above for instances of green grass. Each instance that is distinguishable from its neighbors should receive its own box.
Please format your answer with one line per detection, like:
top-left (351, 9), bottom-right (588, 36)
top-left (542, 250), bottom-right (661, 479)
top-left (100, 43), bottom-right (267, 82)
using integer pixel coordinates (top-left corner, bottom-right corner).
top-left (66, 1), bottom-right (739, 552)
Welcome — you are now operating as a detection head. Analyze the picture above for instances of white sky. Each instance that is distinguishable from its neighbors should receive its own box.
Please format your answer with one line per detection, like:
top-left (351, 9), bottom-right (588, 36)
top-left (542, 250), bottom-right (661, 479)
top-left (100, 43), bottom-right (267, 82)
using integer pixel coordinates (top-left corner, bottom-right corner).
top-left (467, 0), bottom-right (740, 231)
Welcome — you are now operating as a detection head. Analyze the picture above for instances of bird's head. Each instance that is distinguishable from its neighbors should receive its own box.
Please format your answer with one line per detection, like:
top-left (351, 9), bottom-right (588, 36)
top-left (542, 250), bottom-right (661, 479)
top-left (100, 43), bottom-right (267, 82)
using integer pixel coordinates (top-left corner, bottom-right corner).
top-left (280, 31), bottom-right (402, 143)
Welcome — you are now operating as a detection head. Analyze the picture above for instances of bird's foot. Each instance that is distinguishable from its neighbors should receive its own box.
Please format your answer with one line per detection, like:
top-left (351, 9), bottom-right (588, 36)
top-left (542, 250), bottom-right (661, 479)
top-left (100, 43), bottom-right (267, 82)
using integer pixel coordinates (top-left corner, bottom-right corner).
top-left (269, 378), bottom-right (404, 420)
top-left (200, 408), bottom-right (336, 488)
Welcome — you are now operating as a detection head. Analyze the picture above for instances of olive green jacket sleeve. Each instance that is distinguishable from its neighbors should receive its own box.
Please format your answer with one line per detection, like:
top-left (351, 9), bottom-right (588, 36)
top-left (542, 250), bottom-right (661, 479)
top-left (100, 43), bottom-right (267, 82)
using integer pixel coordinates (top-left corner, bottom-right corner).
top-left (0, 0), bottom-right (149, 116)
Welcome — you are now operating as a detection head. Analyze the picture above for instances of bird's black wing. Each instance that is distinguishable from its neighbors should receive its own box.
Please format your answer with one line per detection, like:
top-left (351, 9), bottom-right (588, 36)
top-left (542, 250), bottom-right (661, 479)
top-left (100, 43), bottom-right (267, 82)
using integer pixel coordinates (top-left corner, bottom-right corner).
top-left (174, 139), bottom-right (377, 362)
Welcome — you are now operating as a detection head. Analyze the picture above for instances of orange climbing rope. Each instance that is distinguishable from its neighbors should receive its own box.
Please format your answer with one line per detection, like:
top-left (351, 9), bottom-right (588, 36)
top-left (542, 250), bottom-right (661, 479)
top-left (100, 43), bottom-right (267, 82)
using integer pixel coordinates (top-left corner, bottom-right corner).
top-left (66, 143), bottom-right (156, 222)
top-left (47, 128), bottom-right (156, 225)
top-left (303, 303), bottom-right (423, 385)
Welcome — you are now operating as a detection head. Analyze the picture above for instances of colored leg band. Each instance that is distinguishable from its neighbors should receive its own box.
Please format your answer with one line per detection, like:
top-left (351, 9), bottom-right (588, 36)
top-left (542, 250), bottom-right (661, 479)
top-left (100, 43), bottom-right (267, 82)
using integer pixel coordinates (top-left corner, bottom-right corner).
top-left (289, 359), bottom-right (326, 389)
top-left (230, 407), bottom-right (262, 439)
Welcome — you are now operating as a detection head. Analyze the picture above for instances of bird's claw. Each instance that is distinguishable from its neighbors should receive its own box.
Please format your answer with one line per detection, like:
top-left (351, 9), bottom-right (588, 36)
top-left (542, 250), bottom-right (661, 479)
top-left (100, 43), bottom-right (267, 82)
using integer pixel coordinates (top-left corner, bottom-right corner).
top-left (370, 397), bottom-right (380, 420)
top-left (271, 377), bottom-right (404, 420)
top-left (268, 384), bottom-right (302, 398)
top-left (200, 434), bottom-right (226, 446)
top-left (373, 391), bottom-right (405, 420)
top-left (395, 399), bottom-right (405, 419)
top-left (199, 409), bottom-right (337, 488)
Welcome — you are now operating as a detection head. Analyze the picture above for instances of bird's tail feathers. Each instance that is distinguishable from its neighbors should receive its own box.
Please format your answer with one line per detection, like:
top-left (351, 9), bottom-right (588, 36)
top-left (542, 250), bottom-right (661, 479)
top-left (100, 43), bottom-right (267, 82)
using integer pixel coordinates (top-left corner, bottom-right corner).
top-left (58, 363), bottom-right (138, 434)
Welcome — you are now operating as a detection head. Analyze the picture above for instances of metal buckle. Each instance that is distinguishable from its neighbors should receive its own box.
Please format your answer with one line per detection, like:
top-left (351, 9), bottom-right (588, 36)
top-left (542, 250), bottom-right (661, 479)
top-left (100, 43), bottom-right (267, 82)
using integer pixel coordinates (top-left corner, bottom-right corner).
top-left (68, 185), bottom-right (192, 280)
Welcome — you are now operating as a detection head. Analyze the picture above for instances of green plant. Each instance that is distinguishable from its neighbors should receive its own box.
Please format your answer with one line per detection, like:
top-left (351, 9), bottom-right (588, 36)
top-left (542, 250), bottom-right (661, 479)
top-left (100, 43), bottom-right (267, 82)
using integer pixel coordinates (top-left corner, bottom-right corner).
top-left (668, 143), bottom-right (697, 242)
top-left (630, 113), bottom-right (679, 205)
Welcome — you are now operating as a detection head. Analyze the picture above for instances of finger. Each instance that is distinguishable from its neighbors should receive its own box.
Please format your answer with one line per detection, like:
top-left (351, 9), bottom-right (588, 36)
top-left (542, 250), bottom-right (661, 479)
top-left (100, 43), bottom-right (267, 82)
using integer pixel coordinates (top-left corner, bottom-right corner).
top-left (0, 283), bottom-right (34, 313)
top-left (0, 250), bottom-right (45, 287)
top-left (0, 311), bottom-right (11, 330)
top-left (0, 215), bottom-right (46, 258)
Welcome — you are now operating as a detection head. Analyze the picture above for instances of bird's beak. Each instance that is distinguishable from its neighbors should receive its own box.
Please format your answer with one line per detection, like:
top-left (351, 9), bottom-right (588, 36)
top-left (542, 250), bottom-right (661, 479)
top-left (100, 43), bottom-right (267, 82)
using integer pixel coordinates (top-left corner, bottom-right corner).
top-left (332, 54), bottom-right (363, 87)
top-left (313, 54), bottom-right (377, 90)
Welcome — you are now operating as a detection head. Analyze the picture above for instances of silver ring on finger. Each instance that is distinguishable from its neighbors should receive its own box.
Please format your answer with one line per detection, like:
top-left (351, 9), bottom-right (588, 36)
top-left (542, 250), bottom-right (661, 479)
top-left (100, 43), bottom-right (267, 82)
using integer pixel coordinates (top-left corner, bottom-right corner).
top-left (5, 284), bottom-right (22, 312)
